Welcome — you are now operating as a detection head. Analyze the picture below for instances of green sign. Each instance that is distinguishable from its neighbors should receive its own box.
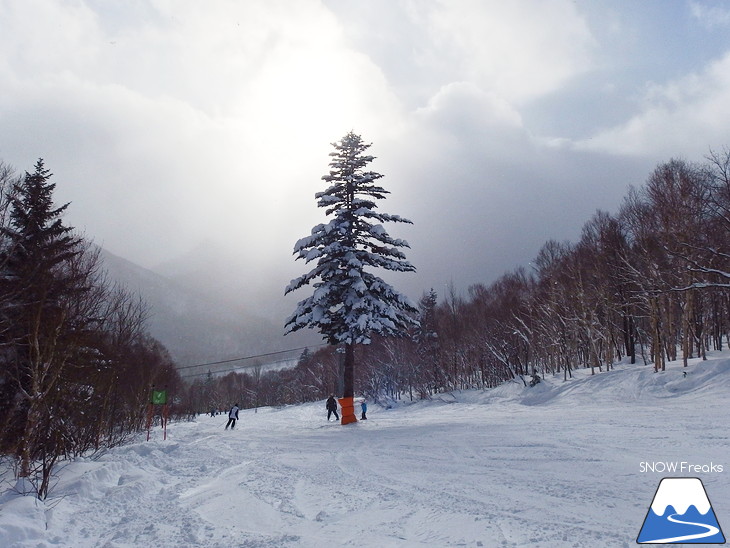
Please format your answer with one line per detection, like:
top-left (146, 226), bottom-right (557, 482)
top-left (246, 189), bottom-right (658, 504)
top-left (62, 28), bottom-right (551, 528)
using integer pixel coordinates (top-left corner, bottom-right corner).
top-left (151, 390), bottom-right (167, 405)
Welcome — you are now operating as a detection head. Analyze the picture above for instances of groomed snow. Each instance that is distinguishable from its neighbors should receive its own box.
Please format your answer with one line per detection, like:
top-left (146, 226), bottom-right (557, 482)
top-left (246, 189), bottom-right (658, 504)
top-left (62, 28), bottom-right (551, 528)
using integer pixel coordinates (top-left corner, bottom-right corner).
top-left (2, 352), bottom-right (729, 547)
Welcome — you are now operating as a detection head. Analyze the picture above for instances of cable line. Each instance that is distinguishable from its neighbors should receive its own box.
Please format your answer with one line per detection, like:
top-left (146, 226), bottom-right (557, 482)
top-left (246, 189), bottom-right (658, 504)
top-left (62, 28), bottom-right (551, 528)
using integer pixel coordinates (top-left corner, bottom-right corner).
top-left (179, 355), bottom-right (306, 380)
top-left (177, 343), bottom-right (328, 372)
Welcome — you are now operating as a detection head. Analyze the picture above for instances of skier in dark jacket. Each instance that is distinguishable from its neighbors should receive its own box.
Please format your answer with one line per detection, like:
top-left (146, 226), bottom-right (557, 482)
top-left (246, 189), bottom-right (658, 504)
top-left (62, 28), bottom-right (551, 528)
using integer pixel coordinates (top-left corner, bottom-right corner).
top-left (225, 403), bottom-right (240, 429)
top-left (360, 400), bottom-right (367, 420)
top-left (326, 395), bottom-right (339, 421)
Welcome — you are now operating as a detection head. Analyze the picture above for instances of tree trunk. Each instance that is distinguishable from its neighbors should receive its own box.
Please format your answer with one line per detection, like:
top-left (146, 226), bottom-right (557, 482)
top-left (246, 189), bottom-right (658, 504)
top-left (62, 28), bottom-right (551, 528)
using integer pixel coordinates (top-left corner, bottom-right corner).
top-left (343, 343), bottom-right (355, 398)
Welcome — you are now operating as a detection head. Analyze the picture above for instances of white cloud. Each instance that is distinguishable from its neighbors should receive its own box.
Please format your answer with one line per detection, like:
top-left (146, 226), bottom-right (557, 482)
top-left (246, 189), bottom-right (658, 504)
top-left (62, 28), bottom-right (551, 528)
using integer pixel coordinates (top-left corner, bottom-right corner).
top-left (689, 1), bottom-right (730, 29)
top-left (417, 82), bottom-right (523, 131)
top-left (575, 51), bottom-right (730, 157)
top-left (416, 0), bottom-right (596, 104)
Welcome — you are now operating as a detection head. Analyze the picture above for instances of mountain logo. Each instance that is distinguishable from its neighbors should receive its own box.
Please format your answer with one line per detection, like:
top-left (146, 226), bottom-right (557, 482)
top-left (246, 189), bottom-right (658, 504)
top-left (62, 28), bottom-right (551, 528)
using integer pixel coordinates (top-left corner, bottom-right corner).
top-left (637, 477), bottom-right (725, 544)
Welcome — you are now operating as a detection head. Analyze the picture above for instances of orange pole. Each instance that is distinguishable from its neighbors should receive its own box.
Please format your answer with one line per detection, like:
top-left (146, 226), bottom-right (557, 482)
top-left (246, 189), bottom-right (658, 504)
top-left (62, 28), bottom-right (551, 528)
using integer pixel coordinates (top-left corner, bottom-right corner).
top-left (338, 397), bottom-right (357, 425)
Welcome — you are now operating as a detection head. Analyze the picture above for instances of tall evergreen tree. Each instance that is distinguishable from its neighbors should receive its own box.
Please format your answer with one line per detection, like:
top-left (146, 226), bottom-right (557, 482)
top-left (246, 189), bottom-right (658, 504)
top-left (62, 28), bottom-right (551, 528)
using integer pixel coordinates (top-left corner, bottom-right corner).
top-left (285, 132), bottom-right (417, 414)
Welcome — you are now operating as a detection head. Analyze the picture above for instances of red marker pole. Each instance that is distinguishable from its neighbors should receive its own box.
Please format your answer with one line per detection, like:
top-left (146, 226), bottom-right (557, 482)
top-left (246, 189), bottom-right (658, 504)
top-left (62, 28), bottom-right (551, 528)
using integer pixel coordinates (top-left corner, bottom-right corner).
top-left (146, 403), bottom-right (153, 441)
top-left (162, 404), bottom-right (169, 440)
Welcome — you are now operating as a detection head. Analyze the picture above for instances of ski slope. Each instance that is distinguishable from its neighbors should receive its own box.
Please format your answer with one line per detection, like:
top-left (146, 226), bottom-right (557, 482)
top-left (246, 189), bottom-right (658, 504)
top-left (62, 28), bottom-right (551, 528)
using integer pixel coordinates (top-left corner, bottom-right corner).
top-left (2, 352), bottom-right (729, 547)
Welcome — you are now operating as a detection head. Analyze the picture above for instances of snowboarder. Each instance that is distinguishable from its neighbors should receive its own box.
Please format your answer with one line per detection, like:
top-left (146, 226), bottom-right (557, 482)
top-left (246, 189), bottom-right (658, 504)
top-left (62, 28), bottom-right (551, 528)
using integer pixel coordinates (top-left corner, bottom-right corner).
top-left (361, 400), bottom-right (367, 420)
top-left (326, 395), bottom-right (339, 421)
top-left (225, 403), bottom-right (239, 429)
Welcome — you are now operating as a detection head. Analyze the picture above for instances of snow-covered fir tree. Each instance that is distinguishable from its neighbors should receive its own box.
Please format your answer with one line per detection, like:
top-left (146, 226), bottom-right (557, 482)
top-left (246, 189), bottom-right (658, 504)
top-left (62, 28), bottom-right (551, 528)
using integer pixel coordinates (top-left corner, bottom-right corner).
top-left (285, 132), bottom-right (418, 403)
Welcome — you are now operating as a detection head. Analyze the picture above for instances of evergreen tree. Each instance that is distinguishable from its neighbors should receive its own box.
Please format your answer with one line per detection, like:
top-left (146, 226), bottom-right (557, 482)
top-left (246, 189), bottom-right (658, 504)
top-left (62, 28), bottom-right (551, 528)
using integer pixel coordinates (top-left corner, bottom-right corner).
top-left (285, 132), bottom-right (418, 404)
top-left (416, 288), bottom-right (442, 393)
top-left (0, 159), bottom-right (82, 339)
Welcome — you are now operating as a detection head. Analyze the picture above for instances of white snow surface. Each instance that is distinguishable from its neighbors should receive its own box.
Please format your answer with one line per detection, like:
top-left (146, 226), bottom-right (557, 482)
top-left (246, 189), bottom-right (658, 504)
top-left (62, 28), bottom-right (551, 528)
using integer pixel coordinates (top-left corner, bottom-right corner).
top-left (2, 352), bottom-right (729, 548)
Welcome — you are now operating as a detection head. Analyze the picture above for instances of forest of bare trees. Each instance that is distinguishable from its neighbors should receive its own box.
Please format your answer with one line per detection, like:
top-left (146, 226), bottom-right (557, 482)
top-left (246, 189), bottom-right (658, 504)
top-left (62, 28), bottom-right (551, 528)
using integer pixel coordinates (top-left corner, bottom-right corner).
top-left (192, 149), bottom-right (730, 409)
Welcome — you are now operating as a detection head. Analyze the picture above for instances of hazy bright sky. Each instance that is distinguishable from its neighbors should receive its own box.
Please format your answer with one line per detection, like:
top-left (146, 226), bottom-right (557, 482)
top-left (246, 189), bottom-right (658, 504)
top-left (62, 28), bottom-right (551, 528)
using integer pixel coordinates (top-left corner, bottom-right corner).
top-left (2, 0), bottom-right (730, 304)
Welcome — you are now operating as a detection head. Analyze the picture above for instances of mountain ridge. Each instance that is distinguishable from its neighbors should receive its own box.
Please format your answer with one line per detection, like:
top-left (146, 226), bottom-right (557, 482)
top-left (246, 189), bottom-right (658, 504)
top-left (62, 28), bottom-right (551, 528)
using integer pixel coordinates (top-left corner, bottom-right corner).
top-left (97, 246), bottom-right (318, 369)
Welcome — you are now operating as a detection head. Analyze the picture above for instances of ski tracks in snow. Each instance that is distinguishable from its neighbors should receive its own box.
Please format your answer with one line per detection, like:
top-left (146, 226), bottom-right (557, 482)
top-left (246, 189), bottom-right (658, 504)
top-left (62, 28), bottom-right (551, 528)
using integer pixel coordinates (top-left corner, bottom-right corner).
top-left (47, 428), bottom-right (275, 548)
top-left (7, 357), bottom-right (730, 548)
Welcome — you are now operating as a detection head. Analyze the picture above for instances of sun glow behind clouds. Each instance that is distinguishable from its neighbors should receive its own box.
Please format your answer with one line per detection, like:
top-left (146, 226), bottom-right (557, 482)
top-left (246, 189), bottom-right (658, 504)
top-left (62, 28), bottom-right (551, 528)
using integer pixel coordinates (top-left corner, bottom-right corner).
top-left (220, 15), bottom-right (403, 263)
top-left (243, 42), bottom-right (398, 153)
top-left (0, 0), bottom-right (404, 267)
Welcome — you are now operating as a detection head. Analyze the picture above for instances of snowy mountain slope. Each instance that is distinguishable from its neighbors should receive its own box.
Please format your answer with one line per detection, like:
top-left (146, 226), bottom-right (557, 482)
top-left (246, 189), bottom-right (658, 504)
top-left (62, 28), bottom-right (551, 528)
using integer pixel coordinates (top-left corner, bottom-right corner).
top-left (99, 247), bottom-right (317, 367)
top-left (1, 351), bottom-right (729, 547)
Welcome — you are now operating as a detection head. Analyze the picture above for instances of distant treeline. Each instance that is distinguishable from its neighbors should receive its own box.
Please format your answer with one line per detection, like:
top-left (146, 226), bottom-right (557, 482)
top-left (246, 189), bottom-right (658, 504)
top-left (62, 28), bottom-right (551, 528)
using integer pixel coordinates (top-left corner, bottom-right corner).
top-left (0, 160), bottom-right (187, 499)
top-left (195, 148), bottom-right (730, 408)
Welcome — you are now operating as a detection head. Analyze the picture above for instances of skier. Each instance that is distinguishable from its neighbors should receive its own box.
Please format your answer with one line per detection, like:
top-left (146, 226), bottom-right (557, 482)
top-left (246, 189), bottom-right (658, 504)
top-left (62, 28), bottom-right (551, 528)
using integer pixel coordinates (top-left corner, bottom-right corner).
top-left (361, 400), bottom-right (367, 420)
top-left (326, 395), bottom-right (339, 421)
top-left (225, 403), bottom-right (240, 430)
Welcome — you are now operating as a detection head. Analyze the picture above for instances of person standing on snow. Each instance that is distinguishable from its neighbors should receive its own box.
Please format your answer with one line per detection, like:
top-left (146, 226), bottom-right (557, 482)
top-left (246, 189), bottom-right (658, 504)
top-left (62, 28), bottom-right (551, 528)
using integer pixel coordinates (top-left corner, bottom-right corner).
top-left (361, 400), bottom-right (367, 420)
top-left (326, 395), bottom-right (339, 421)
top-left (225, 403), bottom-right (240, 429)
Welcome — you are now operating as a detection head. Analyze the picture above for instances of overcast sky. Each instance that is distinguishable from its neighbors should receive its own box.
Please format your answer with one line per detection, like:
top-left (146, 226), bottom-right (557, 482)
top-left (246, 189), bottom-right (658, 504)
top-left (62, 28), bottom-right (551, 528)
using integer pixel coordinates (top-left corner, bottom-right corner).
top-left (2, 0), bottom-right (730, 305)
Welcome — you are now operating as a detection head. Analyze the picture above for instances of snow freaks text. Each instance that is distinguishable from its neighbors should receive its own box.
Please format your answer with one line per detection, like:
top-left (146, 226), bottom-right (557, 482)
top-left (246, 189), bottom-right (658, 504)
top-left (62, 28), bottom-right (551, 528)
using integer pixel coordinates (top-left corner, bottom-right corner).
top-left (640, 462), bottom-right (724, 474)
